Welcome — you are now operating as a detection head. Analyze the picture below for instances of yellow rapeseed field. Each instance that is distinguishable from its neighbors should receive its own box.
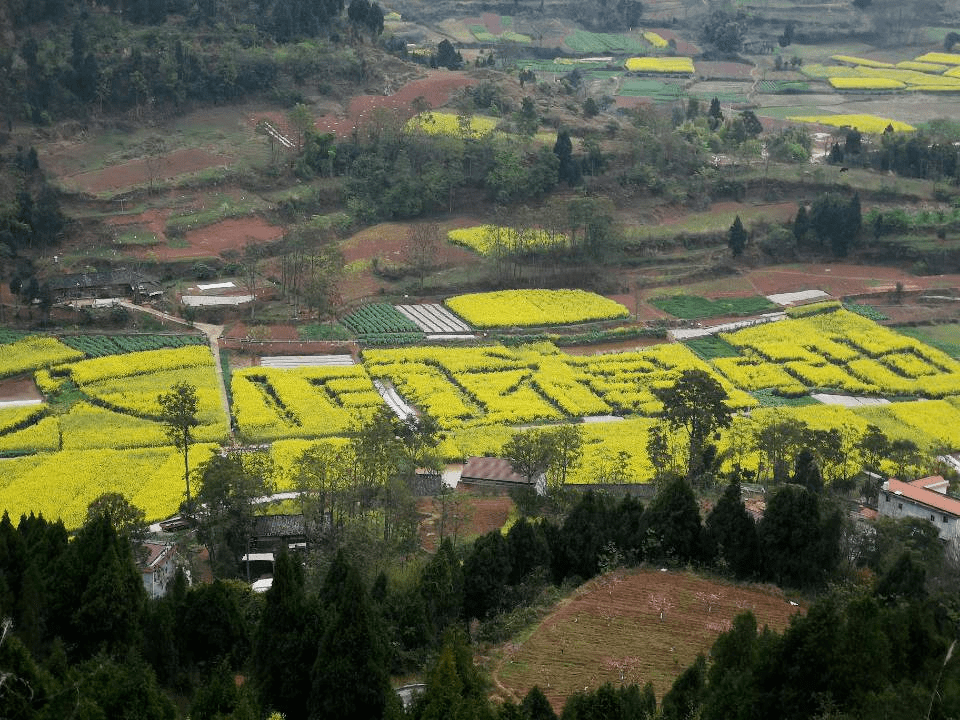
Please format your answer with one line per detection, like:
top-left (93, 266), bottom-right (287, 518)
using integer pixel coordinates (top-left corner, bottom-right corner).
top-left (624, 56), bottom-right (694, 73)
top-left (786, 113), bottom-right (915, 133)
top-left (447, 225), bottom-right (567, 256)
top-left (446, 289), bottom-right (630, 328)
top-left (405, 111), bottom-right (498, 137)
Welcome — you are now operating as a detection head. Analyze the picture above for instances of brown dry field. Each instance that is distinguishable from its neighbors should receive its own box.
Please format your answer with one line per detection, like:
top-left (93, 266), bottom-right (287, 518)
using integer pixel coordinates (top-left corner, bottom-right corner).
top-left (171, 217), bottom-right (284, 260)
top-left (417, 490), bottom-right (514, 553)
top-left (60, 148), bottom-right (230, 195)
top-left (314, 71), bottom-right (479, 139)
top-left (493, 568), bottom-right (801, 710)
top-left (0, 376), bottom-right (43, 403)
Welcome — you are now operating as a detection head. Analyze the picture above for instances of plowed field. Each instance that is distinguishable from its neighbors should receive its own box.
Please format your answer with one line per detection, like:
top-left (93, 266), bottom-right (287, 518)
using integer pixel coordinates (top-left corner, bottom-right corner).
top-left (494, 568), bottom-right (801, 710)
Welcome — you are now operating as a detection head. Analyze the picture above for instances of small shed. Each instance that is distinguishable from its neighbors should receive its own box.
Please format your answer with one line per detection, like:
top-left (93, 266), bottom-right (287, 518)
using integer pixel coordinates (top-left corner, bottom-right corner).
top-left (459, 456), bottom-right (546, 496)
top-left (250, 514), bottom-right (308, 553)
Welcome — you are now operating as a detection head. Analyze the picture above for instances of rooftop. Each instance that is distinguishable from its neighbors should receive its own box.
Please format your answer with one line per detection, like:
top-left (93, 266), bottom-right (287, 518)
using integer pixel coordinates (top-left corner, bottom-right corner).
top-left (883, 477), bottom-right (960, 517)
top-left (461, 456), bottom-right (528, 484)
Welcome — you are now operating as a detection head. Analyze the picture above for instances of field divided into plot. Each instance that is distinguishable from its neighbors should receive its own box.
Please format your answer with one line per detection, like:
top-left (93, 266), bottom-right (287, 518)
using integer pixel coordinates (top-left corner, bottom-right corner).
top-left (231, 364), bottom-right (383, 442)
top-left (717, 308), bottom-right (960, 399)
top-left (0, 343), bottom-right (230, 524)
top-left (4, 309), bottom-right (960, 525)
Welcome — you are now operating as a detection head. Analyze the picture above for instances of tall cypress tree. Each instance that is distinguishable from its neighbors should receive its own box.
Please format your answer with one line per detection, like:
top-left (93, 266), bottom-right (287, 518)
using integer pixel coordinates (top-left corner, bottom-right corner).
top-left (309, 555), bottom-right (396, 720)
top-left (253, 550), bottom-right (314, 718)
top-left (728, 215), bottom-right (747, 257)
top-left (706, 479), bottom-right (761, 579)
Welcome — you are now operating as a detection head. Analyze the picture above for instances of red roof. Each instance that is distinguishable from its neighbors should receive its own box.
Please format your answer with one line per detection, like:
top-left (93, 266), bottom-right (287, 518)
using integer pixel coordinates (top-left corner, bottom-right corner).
top-left (910, 475), bottom-right (948, 492)
top-left (140, 542), bottom-right (174, 570)
top-left (461, 456), bottom-right (527, 484)
top-left (885, 479), bottom-right (960, 517)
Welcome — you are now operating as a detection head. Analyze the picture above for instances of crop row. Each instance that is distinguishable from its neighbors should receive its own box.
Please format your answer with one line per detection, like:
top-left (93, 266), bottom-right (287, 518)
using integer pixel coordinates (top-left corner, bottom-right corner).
top-left (786, 113), bottom-right (915, 133)
top-left (360, 341), bottom-right (756, 431)
top-left (564, 30), bottom-right (648, 53)
top-left (231, 365), bottom-right (383, 442)
top-left (445, 289), bottom-right (630, 328)
top-left (719, 310), bottom-right (960, 397)
top-left (0, 345), bottom-right (230, 455)
top-left (341, 303), bottom-right (421, 336)
top-left (60, 333), bottom-right (206, 357)
top-left (66, 345), bottom-right (214, 385)
top-left (0, 405), bottom-right (48, 435)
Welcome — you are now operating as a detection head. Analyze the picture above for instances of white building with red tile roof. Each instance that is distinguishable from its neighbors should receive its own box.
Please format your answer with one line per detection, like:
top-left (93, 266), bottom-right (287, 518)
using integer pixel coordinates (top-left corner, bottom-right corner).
top-left (878, 476), bottom-right (960, 542)
top-left (139, 542), bottom-right (178, 599)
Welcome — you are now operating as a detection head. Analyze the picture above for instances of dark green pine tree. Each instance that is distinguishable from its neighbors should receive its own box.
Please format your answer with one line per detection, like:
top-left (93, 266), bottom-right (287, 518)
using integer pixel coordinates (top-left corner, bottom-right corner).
top-left (309, 553), bottom-right (397, 720)
top-left (708, 97), bottom-right (724, 130)
top-left (521, 686), bottom-right (557, 720)
top-left (791, 448), bottom-right (823, 494)
top-left (706, 478), bottom-right (761, 579)
top-left (758, 485), bottom-right (831, 587)
top-left (728, 215), bottom-right (747, 257)
top-left (253, 550), bottom-right (314, 718)
top-left (463, 530), bottom-right (512, 620)
top-left (644, 476), bottom-right (705, 564)
top-left (412, 629), bottom-right (491, 720)
top-left (420, 538), bottom-right (464, 642)
top-left (553, 129), bottom-right (580, 185)
top-left (506, 517), bottom-right (551, 584)
top-left (661, 654), bottom-right (706, 720)
top-left (793, 205), bottom-right (809, 245)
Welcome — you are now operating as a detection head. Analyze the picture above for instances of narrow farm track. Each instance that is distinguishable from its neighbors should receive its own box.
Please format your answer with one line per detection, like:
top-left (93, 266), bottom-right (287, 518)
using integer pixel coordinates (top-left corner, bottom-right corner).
top-left (116, 301), bottom-right (232, 438)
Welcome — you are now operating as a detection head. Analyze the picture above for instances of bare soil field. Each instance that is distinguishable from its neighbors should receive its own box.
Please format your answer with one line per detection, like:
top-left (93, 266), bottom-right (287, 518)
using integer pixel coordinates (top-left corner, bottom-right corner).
top-left (697, 61), bottom-right (755, 81)
top-left (417, 490), bottom-right (514, 552)
top-left (148, 217), bottom-right (284, 260)
top-left (744, 263), bottom-right (960, 297)
top-left (314, 71), bottom-right (479, 139)
top-left (59, 148), bottom-right (231, 195)
top-left (342, 220), bottom-right (481, 267)
top-left (493, 568), bottom-right (801, 710)
top-left (0, 376), bottom-right (42, 403)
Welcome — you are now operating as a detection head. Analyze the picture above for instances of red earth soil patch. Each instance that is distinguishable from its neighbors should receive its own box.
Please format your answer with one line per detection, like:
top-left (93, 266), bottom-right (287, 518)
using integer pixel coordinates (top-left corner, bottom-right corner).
top-left (0, 376), bottom-right (42, 403)
top-left (614, 96), bottom-right (653, 110)
top-left (418, 490), bottom-right (514, 553)
top-left (607, 292), bottom-right (673, 323)
top-left (314, 71), bottom-right (479, 139)
top-left (63, 149), bottom-right (231, 195)
top-left (224, 323), bottom-right (302, 341)
top-left (744, 264), bottom-right (960, 298)
top-left (106, 208), bottom-right (172, 243)
top-left (480, 12), bottom-right (504, 35)
top-left (650, 29), bottom-right (699, 55)
top-left (342, 221), bottom-right (482, 266)
top-left (494, 568), bottom-right (800, 711)
top-left (559, 336), bottom-right (669, 356)
top-left (696, 61), bottom-right (754, 80)
top-left (146, 217), bottom-right (284, 260)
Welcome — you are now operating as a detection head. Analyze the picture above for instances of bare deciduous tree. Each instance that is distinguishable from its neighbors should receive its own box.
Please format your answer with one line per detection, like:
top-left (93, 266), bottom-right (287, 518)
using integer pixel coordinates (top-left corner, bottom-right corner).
top-left (404, 222), bottom-right (441, 290)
